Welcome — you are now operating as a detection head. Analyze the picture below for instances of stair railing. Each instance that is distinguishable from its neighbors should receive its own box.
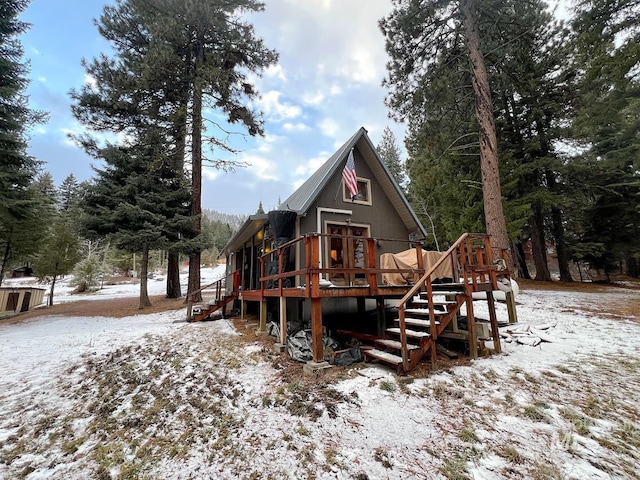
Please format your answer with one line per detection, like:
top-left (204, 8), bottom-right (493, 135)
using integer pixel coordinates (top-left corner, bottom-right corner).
top-left (186, 269), bottom-right (240, 321)
top-left (396, 233), bottom-right (469, 372)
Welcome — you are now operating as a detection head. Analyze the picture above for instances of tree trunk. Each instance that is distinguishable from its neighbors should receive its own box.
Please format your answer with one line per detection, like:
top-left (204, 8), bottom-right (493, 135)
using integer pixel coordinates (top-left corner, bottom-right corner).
top-left (626, 254), bottom-right (639, 278)
top-left (139, 243), bottom-right (152, 309)
top-left (515, 241), bottom-right (531, 280)
top-left (187, 37), bottom-right (203, 303)
top-left (460, 0), bottom-right (513, 273)
top-left (541, 156), bottom-right (572, 283)
top-left (530, 203), bottom-right (551, 281)
top-left (0, 237), bottom-right (11, 287)
top-left (166, 251), bottom-right (181, 298)
top-left (49, 274), bottom-right (57, 307)
top-left (551, 206), bottom-right (573, 282)
top-left (166, 91), bottom-right (189, 299)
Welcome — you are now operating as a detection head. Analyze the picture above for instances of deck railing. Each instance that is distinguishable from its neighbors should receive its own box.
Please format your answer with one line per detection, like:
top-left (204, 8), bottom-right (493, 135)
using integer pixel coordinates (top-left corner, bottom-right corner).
top-left (256, 233), bottom-right (427, 295)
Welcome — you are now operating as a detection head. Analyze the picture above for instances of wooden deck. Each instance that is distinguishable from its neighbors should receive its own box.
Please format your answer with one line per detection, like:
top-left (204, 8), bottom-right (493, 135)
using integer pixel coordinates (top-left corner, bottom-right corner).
top-left (189, 233), bottom-right (515, 373)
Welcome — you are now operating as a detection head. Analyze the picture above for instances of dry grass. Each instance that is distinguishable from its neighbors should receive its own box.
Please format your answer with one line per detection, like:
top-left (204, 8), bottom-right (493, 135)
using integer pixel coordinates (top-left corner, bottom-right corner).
top-left (2, 277), bottom-right (640, 478)
top-left (518, 277), bottom-right (640, 320)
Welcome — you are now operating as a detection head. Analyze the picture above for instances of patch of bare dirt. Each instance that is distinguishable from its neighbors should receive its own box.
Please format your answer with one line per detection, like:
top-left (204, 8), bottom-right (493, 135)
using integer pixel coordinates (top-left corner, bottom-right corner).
top-left (1, 295), bottom-right (187, 325)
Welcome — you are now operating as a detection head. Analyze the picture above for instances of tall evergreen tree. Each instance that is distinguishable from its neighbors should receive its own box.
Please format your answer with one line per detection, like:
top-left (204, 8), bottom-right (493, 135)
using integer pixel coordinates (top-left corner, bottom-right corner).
top-left (481, 2), bottom-right (577, 281)
top-left (72, 0), bottom-right (278, 301)
top-left (0, 0), bottom-right (47, 283)
top-left (377, 126), bottom-right (405, 189)
top-left (58, 174), bottom-right (81, 211)
top-left (82, 129), bottom-right (189, 308)
top-left (143, 0), bottom-right (278, 300)
top-left (567, 0), bottom-right (640, 278)
top-left (381, 0), bottom-right (581, 280)
top-left (381, 0), bottom-right (511, 265)
top-left (72, 0), bottom-right (194, 299)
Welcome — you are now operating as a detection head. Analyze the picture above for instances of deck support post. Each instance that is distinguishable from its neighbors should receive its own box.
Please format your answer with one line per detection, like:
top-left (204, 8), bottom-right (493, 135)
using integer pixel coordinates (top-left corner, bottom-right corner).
top-left (279, 296), bottom-right (287, 346)
top-left (311, 297), bottom-right (323, 363)
top-left (465, 292), bottom-right (477, 359)
top-left (375, 297), bottom-right (386, 336)
top-left (258, 299), bottom-right (268, 334)
top-left (505, 290), bottom-right (518, 324)
top-left (486, 291), bottom-right (501, 354)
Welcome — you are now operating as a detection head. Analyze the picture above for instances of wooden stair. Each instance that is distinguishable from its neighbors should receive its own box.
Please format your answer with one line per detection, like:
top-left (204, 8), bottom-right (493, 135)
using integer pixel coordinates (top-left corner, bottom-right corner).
top-left (190, 293), bottom-right (237, 322)
top-left (364, 233), bottom-right (507, 374)
top-left (187, 270), bottom-right (241, 323)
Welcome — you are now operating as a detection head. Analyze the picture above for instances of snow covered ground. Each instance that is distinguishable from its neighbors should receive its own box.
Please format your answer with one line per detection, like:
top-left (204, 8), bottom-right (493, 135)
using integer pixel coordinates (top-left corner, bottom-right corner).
top-left (0, 272), bottom-right (639, 479)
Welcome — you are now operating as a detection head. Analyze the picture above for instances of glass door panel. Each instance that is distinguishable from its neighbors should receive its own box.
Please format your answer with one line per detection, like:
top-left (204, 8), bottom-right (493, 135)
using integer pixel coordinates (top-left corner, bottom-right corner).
top-left (326, 224), bottom-right (370, 285)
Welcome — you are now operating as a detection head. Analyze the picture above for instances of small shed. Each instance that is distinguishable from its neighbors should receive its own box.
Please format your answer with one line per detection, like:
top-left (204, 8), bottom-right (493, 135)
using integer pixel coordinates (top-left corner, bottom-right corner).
top-left (11, 266), bottom-right (33, 278)
top-left (0, 287), bottom-right (46, 314)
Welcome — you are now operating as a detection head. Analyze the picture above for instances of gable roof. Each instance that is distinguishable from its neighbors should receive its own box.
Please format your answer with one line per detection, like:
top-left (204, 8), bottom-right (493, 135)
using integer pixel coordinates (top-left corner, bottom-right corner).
top-left (221, 127), bottom-right (426, 257)
top-left (280, 126), bottom-right (426, 238)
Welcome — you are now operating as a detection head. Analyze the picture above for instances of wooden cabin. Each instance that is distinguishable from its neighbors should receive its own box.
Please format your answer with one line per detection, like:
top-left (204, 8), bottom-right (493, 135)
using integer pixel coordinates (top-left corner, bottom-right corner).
top-left (190, 127), bottom-right (514, 374)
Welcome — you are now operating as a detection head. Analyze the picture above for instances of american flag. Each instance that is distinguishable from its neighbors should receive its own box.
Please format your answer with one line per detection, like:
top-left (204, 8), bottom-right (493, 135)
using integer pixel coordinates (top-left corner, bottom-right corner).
top-left (342, 149), bottom-right (358, 200)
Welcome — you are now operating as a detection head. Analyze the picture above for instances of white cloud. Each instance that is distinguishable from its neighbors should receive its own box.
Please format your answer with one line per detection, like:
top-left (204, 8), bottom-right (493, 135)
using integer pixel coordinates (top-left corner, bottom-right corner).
top-left (282, 122), bottom-right (310, 132)
top-left (264, 64), bottom-right (287, 82)
top-left (38, 76), bottom-right (47, 83)
top-left (339, 47), bottom-right (378, 83)
top-left (245, 154), bottom-right (279, 181)
top-left (294, 153), bottom-right (329, 177)
top-left (329, 85), bottom-right (343, 96)
top-left (255, 133), bottom-right (283, 152)
top-left (318, 118), bottom-right (341, 139)
top-left (202, 167), bottom-right (221, 181)
top-left (302, 91), bottom-right (324, 106)
top-left (257, 90), bottom-right (302, 122)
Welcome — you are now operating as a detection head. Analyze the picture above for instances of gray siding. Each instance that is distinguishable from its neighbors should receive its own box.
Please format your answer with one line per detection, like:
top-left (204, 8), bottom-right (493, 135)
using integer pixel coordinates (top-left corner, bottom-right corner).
top-left (300, 150), bottom-right (413, 263)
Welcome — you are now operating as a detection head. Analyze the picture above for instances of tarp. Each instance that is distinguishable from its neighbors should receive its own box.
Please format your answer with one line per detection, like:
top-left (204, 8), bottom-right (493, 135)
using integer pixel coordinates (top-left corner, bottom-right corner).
top-left (286, 330), bottom-right (339, 363)
top-left (380, 249), bottom-right (453, 285)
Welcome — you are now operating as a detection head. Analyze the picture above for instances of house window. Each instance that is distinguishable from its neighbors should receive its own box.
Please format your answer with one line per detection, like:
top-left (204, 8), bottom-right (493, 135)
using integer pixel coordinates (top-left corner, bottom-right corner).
top-left (343, 177), bottom-right (372, 205)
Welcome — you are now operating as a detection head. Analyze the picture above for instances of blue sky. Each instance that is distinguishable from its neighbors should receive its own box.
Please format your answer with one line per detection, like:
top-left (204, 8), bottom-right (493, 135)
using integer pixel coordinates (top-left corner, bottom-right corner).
top-left (20, 0), bottom-right (405, 215)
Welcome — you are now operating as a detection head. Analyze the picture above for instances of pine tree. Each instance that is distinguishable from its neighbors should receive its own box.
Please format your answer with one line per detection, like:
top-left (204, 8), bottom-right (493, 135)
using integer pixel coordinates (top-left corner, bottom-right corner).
top-left (58, 174), bottom-right (81, 211)
top-left (146, 0), bottom-right (278, 301)
top-left (381, 0), bottom-right (582, 279)
top-left (72, 0), bottom-right (278, 301)
top-left (567, 0), bottom-right (640, 278)
top-left (82, 128), bottom-right (190, 308)
top-left (0, 0), bottom-right (47, 283)
top-left (480, 2), bottom-right (577, 281)
top-left (33, 214), bottom-right (82, 306)
top-left (376, 126), bottom-right (404, 189)
top-left (381, 0), bottom-right (511, 265)
top-left (72, 1), bottom-right (194, 299)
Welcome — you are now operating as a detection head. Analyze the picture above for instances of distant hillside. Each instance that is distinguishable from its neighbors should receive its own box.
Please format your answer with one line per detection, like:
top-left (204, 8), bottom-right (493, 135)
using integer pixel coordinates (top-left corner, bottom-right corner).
top-left (203, 209), bottom-right (247, 231)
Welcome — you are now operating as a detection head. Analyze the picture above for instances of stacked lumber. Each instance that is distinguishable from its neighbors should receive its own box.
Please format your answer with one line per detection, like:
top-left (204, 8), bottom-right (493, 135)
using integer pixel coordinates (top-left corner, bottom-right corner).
top-left (500, 322), bottom-right (557, 347)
